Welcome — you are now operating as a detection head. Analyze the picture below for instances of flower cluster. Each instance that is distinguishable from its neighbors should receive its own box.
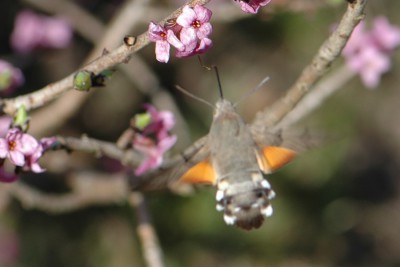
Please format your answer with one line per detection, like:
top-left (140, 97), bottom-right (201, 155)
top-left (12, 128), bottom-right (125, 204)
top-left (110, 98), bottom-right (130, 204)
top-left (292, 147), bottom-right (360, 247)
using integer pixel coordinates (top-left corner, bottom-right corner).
top-left (0, 116), bottom-right (56, 183)
top-left (343, 16), bottom-right (400, 88)
top-left (0, 60), bottom-right (24, 96)
top-left (133, 104), bottom-right (176, 175)
top-left (148, 5), bottom-right (212, 63)
top-left (234, 0), bottom-right (272, 14)
top-left (11, 10), bottom-right (73, 54)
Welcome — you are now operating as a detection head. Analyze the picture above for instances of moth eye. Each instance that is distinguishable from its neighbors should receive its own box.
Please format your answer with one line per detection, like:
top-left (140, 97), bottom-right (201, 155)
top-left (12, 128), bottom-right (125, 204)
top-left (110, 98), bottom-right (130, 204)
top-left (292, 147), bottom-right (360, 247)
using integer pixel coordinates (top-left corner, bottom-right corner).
top-left (223, 196), bottom-right (232, 206)
top-left (254, 189), bottom-right (267, 199)
top-left (256, 191), bottom-right (264, 198)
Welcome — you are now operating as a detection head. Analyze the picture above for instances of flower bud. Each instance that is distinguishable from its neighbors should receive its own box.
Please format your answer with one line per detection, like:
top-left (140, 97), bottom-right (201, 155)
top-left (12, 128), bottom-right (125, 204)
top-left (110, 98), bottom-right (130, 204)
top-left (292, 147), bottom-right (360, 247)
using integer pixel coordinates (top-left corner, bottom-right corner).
top-left (134, 112), bottom-right (152, 131)
top-left (73, 70), bottom-right (93, 92)
top-left (13, 105), bottom-right (29, 132)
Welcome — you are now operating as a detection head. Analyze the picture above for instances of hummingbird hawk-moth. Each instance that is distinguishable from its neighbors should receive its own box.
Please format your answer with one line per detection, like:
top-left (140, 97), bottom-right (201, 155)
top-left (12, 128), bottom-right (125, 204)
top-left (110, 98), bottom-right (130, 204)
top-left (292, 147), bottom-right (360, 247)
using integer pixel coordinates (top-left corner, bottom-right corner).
top-left (179, 97), bottom-right (296, 230)
top-left (135, 76), bottom-right (298, 230)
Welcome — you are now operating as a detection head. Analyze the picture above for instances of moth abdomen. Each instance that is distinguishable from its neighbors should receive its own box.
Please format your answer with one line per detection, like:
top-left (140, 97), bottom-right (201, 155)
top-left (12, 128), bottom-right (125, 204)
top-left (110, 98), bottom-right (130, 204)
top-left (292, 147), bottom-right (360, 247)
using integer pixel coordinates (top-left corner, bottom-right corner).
top-left (215, 172), bottom-right (275, 230)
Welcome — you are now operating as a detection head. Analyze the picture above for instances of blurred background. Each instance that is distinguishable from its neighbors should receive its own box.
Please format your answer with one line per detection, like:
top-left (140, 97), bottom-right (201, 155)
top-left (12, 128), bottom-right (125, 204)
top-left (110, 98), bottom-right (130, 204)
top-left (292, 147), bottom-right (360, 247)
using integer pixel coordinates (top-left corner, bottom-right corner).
top-left (1, 0), bottom-right (400, 266)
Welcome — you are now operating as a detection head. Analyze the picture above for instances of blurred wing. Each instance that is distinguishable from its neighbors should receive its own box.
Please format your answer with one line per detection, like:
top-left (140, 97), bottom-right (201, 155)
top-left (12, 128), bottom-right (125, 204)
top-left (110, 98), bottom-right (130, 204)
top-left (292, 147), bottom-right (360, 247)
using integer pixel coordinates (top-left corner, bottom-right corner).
top-left (252, 127), bottom-right (322, 173)
top-left (132, 136), bottom-right (211, 191)
top-left (179, 159), bottom-right (216, 184)
top-left (252, 127), bottom-right (323, 153)
top-left (256, 146), bottom-right (297, 174)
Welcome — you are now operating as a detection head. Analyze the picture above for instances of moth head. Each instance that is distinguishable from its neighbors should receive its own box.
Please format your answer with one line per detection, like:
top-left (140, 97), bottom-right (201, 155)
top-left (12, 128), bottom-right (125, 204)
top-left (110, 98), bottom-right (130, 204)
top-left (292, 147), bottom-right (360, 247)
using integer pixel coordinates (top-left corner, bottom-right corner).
top-left (214, 99), bottom-right (235, 117)
top-left (216, 177), bottom-right (275, 230)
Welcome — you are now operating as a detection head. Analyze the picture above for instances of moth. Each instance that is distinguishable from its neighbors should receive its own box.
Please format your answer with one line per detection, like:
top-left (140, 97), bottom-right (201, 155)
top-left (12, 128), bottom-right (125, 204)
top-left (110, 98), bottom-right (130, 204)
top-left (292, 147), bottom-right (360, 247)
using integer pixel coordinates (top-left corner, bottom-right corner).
top-left (136, 76), bottom-right (298, 230)
top-left (179, 100), bottom-right (296, 230)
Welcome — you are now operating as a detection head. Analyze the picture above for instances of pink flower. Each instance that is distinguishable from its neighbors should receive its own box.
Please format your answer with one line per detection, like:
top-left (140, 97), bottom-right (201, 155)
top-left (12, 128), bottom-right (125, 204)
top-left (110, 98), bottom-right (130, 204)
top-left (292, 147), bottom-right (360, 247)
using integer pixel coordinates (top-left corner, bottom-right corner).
top-left (343, 16), bottom-right (400, 89)
top-left (0, 61), bottom-right (24, 95)
top-left (177, 5), bottom-right (212, 40)
top-left (11, 10), bottom-right (72, 54)
top-left (23, 136), bottom-right (56, 173)
top-left (142, 104), bottom-right (175, 140)
top-left (24, 145), bottom-right (45, 173)
top-left (148, 5), bottom-right (213, 62)
top-left (175, 5), bottom-right (213, 57)
top-left (134, 135), bottom-right (177, 176)
top-left (234, 0), bottom-right (272, 14)
top-left (370, 16), bottom-right (400, 51)
top-left (133, 104), bottom-right (176, 175)
top-left (148, 22), bottom-right (184, 63)
top-left (0, 129), bottom-right (52, 182)
top-left (0, 128), bottom-right (39, 167)
top-left (347, 46), bottom-right (390, 88)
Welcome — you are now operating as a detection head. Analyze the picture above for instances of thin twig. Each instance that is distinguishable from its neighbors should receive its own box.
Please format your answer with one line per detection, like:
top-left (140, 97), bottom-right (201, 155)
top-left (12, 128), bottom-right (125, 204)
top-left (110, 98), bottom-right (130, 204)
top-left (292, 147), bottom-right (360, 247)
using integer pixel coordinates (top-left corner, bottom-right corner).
top-left (251, 0), bottom-right (367, 132)
top-left (8, 173), bottom-right (128, 213)
top-left (130, 192), bottom-right (165, 267)
top-left (276, 64), bottom-right (356, 128)
top-left (57, 135), bottom-right (142, 168)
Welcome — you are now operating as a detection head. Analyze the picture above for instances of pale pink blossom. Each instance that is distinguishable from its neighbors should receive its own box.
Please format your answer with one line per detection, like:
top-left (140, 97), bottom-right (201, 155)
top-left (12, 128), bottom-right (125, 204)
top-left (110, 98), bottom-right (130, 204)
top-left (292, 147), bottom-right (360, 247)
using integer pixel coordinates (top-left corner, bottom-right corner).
top-left (343, 16), bottom-right (400, 89)
top-left (347, 46), bottom-right (390, 88)
top-left (235, 0), bottom-right (272, 14)
top-left (0, 128), bottom-right (39, 167)
top-left (134, 135), bottom-right (177, 176)
top-left (148, 22), bottom-right (184, 63)
top-left (370, 16), bottom-right (400, 51)
top-left (142, 104), bottom-right (175, 140)
top-left (24, 145), bottom-right (45, 173)
top-left (148, 5), bottom-right (213, 62)
top-left (175, 5), bottom-right (213, 58)
top-left (11, 10), bottom-right (72, 54)
top-left (176, 5), bottom-right (212, 40)
top-left (133, 104), bottom-right (176, 175)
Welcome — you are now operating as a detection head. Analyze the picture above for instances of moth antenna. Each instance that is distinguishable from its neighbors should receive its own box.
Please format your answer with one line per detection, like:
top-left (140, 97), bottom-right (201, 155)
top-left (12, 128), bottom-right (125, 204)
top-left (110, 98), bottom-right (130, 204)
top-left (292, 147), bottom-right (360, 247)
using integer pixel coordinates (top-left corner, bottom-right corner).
top-left (234, 76), bottom-right (270, 107)
top-left (175, 85), bottom-right (215, 109)
top-left (196, 57), bottom-right (224, 100)
top-left (213, 66), bottom-right (224, 100)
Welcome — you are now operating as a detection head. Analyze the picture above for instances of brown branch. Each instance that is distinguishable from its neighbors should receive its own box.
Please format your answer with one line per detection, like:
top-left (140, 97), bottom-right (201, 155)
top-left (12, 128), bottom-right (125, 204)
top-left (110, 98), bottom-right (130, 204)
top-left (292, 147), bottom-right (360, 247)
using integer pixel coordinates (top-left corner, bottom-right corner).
top-left (8, 173), bottom-right (128, 213)
top-left (57, 135), bottom-right (142, 168)
top-left (130, 193), bottom-right (165, 267)
top-left (1, 0), bottom-right (212, 116)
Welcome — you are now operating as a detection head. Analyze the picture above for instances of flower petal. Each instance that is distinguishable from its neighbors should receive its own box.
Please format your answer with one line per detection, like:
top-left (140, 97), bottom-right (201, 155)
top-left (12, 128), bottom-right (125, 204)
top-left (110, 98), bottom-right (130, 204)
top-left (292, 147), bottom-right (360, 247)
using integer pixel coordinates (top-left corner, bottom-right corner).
top-left (18, 133), bottom-right (39, 155)
top-left (167, 30), bottom-right (185, 51)
top-left (0, 139), bottom-right (8, 158)
top-left (9, 150), bottom-right (25, 166)
top-left (148, 22), bottom-right (165, 42)
top-left (155, 41), bottom-right (170, 63)
top-left (176, 6), bottom-right (196, 28)
top-left (194, 5), bottom-right (212, 23)
top-left (197, 23), bottom-right (212, 39)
